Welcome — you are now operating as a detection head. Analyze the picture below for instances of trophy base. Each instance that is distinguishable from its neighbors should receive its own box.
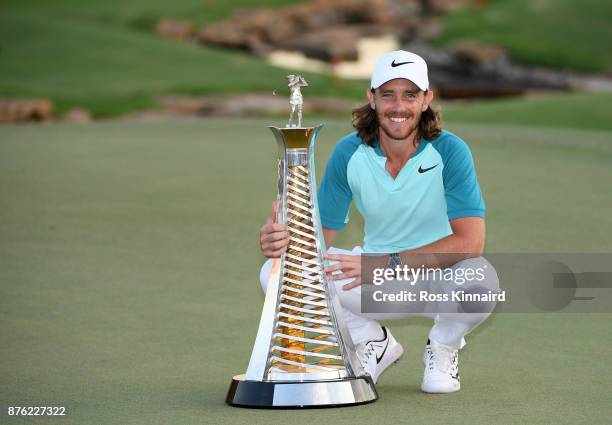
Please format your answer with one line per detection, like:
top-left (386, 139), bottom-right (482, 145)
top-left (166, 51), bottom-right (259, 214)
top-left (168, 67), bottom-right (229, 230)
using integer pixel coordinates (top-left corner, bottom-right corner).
top-left (226, 374), bottom-right (378, 408)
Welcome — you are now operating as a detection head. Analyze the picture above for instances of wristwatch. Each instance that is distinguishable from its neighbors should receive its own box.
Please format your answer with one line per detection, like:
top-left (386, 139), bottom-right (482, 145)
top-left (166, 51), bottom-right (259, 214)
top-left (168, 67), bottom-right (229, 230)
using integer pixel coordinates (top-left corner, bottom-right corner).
top-left (388, 252), bottom-right (402, 279)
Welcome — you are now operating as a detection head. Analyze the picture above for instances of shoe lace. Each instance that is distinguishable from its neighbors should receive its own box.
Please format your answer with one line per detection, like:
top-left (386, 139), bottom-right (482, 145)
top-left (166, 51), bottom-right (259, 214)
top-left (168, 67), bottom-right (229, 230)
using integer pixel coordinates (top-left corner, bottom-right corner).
top-left (359, 343), bottom-right (379, 367)
top-left (426, 344), bottom-right (458, 374)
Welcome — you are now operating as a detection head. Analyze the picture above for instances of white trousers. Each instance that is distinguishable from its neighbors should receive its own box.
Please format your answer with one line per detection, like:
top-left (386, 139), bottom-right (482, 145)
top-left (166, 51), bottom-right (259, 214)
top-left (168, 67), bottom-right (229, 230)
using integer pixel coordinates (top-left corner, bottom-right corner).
top-left (259, 247), bottom-right (500, 350)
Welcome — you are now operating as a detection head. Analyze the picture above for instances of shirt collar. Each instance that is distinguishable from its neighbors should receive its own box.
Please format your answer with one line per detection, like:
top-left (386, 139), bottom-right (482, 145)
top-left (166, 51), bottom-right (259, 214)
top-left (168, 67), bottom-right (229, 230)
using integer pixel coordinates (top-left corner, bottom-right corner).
top-left (372, 135), bottom-right (427, 158)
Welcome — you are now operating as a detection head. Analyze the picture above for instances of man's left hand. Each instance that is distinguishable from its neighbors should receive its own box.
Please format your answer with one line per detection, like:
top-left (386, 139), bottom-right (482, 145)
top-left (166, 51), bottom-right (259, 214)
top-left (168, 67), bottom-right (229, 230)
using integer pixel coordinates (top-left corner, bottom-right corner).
top-left (324, 253), bottom-right (362, 290)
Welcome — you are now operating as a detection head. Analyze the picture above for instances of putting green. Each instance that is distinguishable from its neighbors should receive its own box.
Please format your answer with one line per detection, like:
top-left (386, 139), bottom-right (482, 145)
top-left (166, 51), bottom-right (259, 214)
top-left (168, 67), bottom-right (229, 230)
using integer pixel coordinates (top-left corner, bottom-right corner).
top-left (1, 119), bottom-right (611, 424)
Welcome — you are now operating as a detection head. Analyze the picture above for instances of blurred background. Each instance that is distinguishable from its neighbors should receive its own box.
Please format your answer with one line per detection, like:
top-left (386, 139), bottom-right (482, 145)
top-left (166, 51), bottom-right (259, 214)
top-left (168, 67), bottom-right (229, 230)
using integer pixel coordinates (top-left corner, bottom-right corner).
top-left (1, 0), bottom-right (611, 128)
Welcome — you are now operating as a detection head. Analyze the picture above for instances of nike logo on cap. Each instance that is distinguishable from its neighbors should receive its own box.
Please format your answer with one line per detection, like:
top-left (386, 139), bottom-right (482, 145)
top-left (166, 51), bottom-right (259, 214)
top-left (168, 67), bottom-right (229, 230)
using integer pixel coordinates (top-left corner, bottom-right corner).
top-left (391, 60), bottom-right (414, 67)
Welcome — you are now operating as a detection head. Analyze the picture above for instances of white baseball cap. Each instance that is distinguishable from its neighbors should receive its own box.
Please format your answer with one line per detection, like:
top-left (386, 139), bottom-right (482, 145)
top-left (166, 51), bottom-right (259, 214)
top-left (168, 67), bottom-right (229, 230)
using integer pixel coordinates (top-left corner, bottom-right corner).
top-left (370, 50), bottom-right (429, 91)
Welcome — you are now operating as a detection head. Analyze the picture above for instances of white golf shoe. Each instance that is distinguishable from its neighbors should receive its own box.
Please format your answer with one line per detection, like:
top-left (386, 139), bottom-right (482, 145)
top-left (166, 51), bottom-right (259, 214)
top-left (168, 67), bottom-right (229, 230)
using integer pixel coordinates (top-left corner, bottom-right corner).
top-left (421, 339), bottom-right (460, 393)
top-left (357, 326), bottom-right (403, 383)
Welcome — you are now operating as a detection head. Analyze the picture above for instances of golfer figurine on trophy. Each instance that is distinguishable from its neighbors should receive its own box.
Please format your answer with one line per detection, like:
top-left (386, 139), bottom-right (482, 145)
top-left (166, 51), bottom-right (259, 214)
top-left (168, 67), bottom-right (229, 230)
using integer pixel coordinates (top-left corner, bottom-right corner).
top-left (226, 76), bottom-right (378, 408)
top-left (287, 74), bottom-right (308, 128)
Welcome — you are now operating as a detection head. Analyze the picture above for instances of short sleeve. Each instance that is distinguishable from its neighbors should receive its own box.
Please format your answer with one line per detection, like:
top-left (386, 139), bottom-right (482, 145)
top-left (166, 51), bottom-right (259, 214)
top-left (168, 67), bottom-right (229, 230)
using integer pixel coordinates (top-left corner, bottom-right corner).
top-left (317, 136), bottom-right (359, 229)
top-left (434, 133), bottom-right (486, 220)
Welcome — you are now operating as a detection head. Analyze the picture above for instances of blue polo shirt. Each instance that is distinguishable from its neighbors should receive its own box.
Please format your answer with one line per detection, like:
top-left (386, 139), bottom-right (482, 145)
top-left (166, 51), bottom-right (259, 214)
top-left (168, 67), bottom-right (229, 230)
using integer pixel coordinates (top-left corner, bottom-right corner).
top-left (317, 130), bottom-right (485, 253)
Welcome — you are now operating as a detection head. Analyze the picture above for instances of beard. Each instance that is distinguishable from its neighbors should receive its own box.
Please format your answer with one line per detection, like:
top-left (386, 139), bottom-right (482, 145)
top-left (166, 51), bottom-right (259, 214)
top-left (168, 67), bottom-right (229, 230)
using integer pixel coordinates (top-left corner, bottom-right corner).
top-left (377, 109), bottom-right (422, 142)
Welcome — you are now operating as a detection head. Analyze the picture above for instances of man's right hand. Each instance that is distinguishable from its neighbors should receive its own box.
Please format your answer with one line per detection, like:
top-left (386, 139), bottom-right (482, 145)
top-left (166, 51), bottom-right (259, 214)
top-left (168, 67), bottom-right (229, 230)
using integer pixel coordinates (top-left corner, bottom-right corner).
top-left (259, 202), bottom-right (289, 258)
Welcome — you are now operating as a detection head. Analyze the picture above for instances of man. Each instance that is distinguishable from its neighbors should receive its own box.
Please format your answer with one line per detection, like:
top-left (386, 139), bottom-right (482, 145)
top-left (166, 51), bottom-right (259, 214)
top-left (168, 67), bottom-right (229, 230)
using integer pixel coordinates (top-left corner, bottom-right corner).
top-left (259, 50), bottom-right (499, 393)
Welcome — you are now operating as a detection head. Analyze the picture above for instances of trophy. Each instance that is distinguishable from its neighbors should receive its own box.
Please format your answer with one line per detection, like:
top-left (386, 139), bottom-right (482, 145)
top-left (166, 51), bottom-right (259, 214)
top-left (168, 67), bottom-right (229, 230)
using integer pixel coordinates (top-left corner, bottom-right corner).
top-left (226, 76), bottom-right (378, 408)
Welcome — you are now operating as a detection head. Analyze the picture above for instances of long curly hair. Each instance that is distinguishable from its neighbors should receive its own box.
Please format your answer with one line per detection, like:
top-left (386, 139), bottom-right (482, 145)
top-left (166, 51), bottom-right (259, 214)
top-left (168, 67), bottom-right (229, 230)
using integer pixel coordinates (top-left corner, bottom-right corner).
top-left (351, 92), bottom-right (442, 147)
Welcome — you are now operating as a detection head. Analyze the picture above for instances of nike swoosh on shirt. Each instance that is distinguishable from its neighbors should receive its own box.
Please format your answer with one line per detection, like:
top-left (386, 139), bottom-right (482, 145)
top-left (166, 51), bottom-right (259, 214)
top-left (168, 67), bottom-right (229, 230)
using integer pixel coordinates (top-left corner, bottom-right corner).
top-left (418, 164), bottom-right (439, 173)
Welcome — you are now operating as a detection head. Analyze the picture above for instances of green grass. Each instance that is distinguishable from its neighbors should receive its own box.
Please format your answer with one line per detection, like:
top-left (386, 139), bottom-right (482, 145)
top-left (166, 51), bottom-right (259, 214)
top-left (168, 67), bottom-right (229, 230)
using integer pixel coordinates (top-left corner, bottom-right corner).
top-left (433, 0), bottom-right (612, 73)
top-left (2, 0), bottom-right (612, 120)
top-left (0, 0), bottom-right (302, 28)
top-left (0, 10), bottom-right (366, 118)
top-left (1, 119), bottom-right (612, 424)
top-left (442, 92), bottom-right (612, 132)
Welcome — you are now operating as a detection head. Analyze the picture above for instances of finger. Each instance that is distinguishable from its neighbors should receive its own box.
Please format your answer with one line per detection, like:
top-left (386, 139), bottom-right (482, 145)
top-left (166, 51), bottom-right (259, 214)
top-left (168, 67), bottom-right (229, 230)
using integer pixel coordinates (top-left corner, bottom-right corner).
top-left (328, 269), bottom-right (362, 281)
top-left (325, 254), bottom-right (343, 261)
top-left (325, 254), bottom-right (359, 263)
top-left (261, 225), bottom-right (287, 237)
top-left (264, 238), bottom-right (289, 251)
top-left (326, 272), bottom-right (339, 281)
top-left (262, 230), bottom-right (289, 243)
top-left (266, 201), bottom-right (278, 224)
top-left (342, 278), bottom-right (362, 290)
top-left (262, 223), bottom-right (287, 234)
top-left (327, 270), bottom-right (359, 281)
top-left (267, 246), bottom-right (288, 258)
top-left (326, 259), bottom-right (360, 271)
top-left (324, 263), bottom-right (343, 273)
top-left (262, 229), bottom-right (288, 241)
top-left (262, 240), bottom-right (288, 254)
top-left (327, 272), bottom-right (340, 281)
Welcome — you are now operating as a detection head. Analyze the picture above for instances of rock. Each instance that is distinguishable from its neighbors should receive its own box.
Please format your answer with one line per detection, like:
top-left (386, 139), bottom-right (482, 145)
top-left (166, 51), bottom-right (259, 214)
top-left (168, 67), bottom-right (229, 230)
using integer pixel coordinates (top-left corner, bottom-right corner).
top-left (267, 50), bottom-right (330, 74)
top-left (406, 41), bottom-right (571, 98)
top-left (198, 22), bottom-right (256, 50)
top-left (566, 74), bottom-right (612, 92)
top-left (450, 40), bottom-right (508, 67)
top-left (159, 96), bottom-right (212, 115)
top-left (197, 9), bottom-right (286, 53)
top-left (156, 18), bottom-right (195, 41)
top-left (0, 98), bottom-right (53, 123)
top-left (422, 0), bottom-right (471, 14)
top-left (61, 108), bottom-right (92, 123)
top-left (120, 111), bottom-right (187, 122)
top-left (157, 94), bottom-right (354, 117)
top-left (410, 17), bottom-right (443, 41)
top-left (214, 95), bottom-right (288, 116)
top-left (197, 0), bottom-right (425, 59)
top-left (278, 26), bottom-right (383, 62)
